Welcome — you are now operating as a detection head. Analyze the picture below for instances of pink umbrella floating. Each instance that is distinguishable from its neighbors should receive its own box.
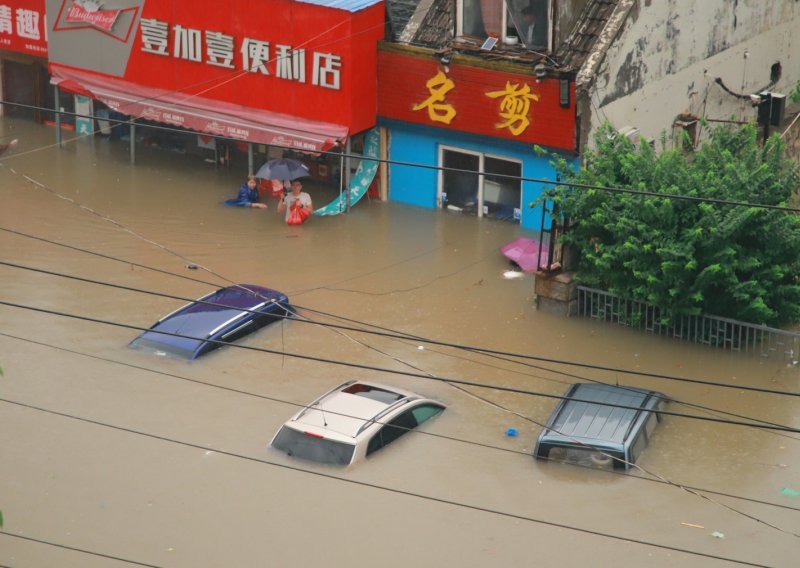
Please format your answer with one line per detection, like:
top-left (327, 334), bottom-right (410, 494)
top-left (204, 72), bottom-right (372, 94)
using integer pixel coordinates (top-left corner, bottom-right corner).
top-left (500, 237), bottom-right (549, 272)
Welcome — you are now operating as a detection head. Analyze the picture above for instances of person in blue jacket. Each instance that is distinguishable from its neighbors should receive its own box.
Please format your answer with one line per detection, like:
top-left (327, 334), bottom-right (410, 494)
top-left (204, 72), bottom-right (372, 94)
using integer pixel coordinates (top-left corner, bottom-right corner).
top-left (225, 175), bottom-right (267, 208)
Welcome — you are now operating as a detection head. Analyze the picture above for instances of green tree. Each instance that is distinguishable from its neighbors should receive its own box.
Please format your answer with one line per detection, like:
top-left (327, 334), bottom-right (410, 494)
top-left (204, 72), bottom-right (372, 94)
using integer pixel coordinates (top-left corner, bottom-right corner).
top-left (790, 80), bottom-right (800, 103)
top-left (547, 122), bottom-right (800, 326)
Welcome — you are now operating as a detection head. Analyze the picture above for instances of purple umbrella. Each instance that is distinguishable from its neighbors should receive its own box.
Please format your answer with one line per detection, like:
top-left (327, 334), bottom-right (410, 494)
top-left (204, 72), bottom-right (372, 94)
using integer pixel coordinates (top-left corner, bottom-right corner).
top-left (500, 237), bottom-right (549, 272)
top-left (255, 158), bottom-right (310, 181)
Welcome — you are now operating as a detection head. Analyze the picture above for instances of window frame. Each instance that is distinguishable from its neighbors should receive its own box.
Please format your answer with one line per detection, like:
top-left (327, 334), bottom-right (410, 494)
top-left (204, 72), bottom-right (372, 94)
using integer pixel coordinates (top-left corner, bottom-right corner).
top-left (455, 0), bottom-right (552, 52)
top-left (365, 403), bottom-right (445, 457)
top-left (437, 144), bottom-right (522, 221)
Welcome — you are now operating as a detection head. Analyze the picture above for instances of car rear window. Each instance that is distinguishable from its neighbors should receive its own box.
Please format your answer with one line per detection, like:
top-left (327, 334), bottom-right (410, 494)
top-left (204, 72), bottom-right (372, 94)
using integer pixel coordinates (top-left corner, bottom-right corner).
top-left (128, 336), bottom-right (197, 359)
top-left (341, 383), bottom-right (404, 404)
top-left (271, 426), bottom-right (355, 466)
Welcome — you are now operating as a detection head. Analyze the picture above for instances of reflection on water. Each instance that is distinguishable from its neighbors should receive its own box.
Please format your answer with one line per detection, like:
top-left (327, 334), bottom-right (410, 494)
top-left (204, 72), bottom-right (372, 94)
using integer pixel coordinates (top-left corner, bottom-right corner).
top-left (1, 117), bottom-right (799, 567)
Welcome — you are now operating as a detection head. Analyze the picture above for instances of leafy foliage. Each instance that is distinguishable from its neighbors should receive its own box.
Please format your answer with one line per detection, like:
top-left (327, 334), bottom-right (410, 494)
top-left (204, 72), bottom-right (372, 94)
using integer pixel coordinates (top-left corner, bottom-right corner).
top-left (791, 80), bottom-right (800, 103)
top-left (547, 122), bottom-right (800, 325)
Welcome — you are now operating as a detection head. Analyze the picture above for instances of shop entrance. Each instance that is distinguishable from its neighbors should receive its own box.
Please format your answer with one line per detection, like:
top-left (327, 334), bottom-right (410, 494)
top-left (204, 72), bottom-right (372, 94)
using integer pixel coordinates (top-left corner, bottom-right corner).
top-left (438, 146), bottom-right (522, 222)
top-left (1, 59), bottom-right (49, 122)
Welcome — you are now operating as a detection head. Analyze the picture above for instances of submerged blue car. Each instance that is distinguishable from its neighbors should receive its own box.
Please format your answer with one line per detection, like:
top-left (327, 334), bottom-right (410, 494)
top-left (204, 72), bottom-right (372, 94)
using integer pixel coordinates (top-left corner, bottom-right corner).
top-left (129, 284), bottom-right (290, 359)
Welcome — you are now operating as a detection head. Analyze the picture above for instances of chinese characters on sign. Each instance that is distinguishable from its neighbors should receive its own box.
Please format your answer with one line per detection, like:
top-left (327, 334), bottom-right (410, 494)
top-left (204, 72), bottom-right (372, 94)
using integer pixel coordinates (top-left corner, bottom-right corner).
top-left (411, 72), bottom-right (540, 135)
top-left (0, 4), bottom-right (47, 54)
top-left (485, 81), bottom-right (540, 136)
top-left (139, 17), bottom-right (342, 90)
top-left (412, 71), bottom-right (456, 124)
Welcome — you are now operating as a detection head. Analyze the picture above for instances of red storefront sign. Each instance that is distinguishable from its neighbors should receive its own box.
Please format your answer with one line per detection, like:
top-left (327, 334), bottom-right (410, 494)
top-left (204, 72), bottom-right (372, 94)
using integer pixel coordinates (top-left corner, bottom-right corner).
top-left (378, 49), bottom-right (575, 152)
top-left (47, 0), bottom-right (384, 149)
top-left (0, 0), bottom-right (48, 57)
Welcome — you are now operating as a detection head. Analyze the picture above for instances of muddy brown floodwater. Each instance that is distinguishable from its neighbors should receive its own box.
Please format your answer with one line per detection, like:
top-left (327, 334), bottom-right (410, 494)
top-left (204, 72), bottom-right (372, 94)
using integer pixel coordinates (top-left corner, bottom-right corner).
top-left (1, 116), bottom-right (799, 567)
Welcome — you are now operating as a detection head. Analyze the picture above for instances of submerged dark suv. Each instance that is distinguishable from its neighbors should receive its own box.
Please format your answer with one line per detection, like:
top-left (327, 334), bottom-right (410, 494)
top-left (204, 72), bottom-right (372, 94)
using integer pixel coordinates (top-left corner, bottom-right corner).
top-left (534, 383), bottom-right (668, 470)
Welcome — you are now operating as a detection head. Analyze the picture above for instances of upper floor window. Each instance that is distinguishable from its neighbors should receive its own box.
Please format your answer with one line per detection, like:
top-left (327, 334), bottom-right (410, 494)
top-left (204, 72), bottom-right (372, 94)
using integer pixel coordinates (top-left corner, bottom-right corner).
top-left (457, 0), bottom-right (550, 51)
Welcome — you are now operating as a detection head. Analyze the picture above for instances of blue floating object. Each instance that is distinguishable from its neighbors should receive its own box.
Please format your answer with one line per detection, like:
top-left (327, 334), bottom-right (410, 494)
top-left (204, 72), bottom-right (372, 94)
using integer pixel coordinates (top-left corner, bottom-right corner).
top-left (506, 428), bottom-right (518, 437)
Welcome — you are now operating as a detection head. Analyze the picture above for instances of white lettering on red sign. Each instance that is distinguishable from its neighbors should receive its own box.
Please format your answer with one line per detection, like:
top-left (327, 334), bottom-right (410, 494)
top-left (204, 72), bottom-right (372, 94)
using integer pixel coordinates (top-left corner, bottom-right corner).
top-left (141, 106), bottom-right (161, 121)
top-left (65, 4), bottom-right (120, 32)
top-left (162, 112), bottom-right (184, 125)
top-left (205, 30), bottom-right (234, 68)
top-left (205, 121), bottom-right (226, 135)
top-left (275, 45), bottom-right (305, 83)
top-left (226, 126), bottom-right (249, 139)
top-left (173, 24), bottom-right (201, 62)
top-left (140, 18), bottom-right (168, 55)
top-left (241, 38), bottom-right (269, 75)
top-left (312, 52), bottom-right (341, 90)
top-left (138, 18), bottom-right (341, 90)
top-left (0, 6), bottom-right (12, 35)
top-left (15, 8), bottom-right (40, 40)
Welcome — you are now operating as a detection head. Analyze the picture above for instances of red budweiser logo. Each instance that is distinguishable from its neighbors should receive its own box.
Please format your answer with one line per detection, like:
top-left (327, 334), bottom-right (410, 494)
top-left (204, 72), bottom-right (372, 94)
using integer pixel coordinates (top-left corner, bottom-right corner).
top-left (65, 1), bottom-right (121, 32)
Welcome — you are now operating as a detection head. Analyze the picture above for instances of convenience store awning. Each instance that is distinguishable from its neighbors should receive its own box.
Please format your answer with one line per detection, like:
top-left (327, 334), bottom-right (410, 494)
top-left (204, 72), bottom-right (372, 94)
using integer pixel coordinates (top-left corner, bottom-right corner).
top-left (50, 64), bottom-right (347, 152)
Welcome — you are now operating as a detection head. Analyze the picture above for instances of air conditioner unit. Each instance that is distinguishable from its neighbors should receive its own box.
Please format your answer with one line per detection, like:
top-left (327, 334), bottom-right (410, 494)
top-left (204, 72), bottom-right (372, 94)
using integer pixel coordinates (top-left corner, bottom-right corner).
top-left (618, 126), bottom-right (653, 149)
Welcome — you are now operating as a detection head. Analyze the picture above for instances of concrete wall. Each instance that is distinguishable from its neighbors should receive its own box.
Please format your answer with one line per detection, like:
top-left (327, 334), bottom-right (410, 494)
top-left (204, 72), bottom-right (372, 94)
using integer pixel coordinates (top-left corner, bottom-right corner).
top-left (587, 0), bottom-right (800, 145)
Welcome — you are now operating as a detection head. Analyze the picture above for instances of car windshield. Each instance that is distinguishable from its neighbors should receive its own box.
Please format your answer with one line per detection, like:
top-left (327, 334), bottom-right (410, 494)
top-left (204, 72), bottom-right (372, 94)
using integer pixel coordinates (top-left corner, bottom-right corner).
top-left (272, 426), bottom-right (355, 466)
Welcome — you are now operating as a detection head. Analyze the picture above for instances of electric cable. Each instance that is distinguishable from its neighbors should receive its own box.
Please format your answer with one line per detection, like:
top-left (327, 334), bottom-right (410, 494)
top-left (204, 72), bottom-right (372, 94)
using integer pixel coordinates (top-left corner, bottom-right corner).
top-left (3, 100), bottom-right (798, 213)
top-left (2, 298), bottom-right (799, 434)
top-left (0, 16), bottom-right (379, 161)
top-left (0, 397), bottom-right (781, 568)
top-left (1, 330), bottom-right (796, 514)
top-left (278, 312), bottom-right (800, 538)
top-left (304, 305), bottom-right (800, 442)
top-left (3, 123), bottom-right (796, 530)
top-left (2, 258), bottom-right (798, 404)
top-left (6, 226), bottom-right (796, 436)
top-left (3, 229), bottom-right (799, 446)
top-left (3, 215), bottom-right (799, 537)
top-left (4, 225), bottom-right (797, 439)
top-left (0, 23), bottom-right (795, 561)
top-left (0, 533), bottom-right (160, 567)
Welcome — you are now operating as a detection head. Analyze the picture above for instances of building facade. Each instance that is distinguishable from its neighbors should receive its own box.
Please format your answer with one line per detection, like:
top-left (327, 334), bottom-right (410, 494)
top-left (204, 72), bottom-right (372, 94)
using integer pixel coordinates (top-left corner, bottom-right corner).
top-left (378, 0), bottom-right (600, 230)
top-left (573, 0), bottom-right (800, 150)
top-left (0, 0), bottom-right (50, 122)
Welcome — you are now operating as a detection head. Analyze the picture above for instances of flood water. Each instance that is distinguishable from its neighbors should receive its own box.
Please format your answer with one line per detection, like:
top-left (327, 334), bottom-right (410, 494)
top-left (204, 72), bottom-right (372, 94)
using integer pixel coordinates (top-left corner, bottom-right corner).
top-left (1, 116), bottom-right (799, 567)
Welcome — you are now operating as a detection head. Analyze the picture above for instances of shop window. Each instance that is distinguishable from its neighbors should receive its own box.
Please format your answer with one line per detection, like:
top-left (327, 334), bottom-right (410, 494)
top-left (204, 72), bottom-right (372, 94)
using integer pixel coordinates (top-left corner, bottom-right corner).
top-left (457, 0), bottom-right (550, 51)
top-left (439, 146), bottom-right (522, 222)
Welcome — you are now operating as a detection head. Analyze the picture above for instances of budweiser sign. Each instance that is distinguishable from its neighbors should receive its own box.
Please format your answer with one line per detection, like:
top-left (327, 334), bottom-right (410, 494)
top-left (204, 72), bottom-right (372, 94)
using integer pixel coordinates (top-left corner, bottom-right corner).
top-left (66, 1), bottom-right (121, 32)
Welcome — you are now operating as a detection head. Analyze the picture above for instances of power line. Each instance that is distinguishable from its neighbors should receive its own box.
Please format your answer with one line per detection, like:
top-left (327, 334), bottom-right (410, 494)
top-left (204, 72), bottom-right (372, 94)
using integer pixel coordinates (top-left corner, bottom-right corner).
top-left (0, 227), bottom-right (224, 289)
top-left (0, 227), bottom-right (792, 438)
top-left (2, 257), bottom-right (798, 403)
top-left (0, 532), bottom-right (161, 567)
top-left (3, 99), bottom-right (798, 214)
top-left (3, 223), bottom-right (792, 534)
top-left (3, 330), bottom-right (796, 515)
top-left (0, 397), bottom-right (777, 568)
top-left (304, 306), bottom-right (800, 442)
top-left (3, 230), bottom-right (798, 452)
top-left (2, 298), bottom-right (798, 433)
top-left (0, 17), bottom-right (377, 161)
top-left (5, 284), bottom-right (797, 534)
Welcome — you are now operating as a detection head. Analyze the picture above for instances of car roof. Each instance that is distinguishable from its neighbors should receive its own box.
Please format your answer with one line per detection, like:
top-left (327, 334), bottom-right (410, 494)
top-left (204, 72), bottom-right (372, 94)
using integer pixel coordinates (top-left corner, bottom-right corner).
top-left (130, 284), bottom-right (288, 357)
top-left (285, 381), bottom-right (425, 441)
top-left (538, 383), bottom-right (665, 448)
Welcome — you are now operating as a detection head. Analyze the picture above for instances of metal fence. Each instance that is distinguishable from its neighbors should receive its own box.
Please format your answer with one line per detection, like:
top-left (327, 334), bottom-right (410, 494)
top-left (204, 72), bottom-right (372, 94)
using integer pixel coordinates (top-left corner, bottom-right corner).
top-left (576, 286), bottom-right (800, 363)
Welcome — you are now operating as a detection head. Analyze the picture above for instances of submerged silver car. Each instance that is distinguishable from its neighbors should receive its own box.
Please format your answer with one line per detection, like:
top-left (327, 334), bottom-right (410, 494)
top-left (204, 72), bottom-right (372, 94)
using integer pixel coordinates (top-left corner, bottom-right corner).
top-left (270, 380), bottom-right (445, 466)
